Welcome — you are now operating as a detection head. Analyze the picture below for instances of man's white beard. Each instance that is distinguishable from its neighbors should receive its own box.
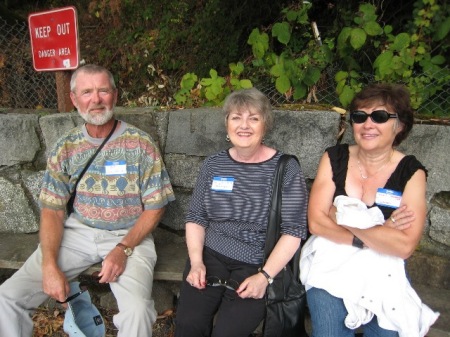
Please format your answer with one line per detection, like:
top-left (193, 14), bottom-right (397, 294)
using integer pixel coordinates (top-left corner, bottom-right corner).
top-left (78, 108), bottom-right (114, 125)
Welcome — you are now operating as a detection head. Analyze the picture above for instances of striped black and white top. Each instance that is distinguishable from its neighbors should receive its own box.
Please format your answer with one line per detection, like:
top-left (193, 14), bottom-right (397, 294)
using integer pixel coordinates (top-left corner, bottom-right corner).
top-left (185, 149), bottom-right (308, 265)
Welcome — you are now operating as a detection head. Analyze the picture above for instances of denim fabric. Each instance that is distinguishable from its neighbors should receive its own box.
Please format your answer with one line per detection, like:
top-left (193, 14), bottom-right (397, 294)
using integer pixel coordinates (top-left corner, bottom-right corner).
top-left (307, 287), bottom-right (399, 337)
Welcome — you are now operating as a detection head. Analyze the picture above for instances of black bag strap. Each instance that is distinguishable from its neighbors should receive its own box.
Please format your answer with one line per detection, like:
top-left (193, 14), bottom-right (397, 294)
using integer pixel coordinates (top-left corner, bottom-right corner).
top-left (263, 154), bottom-right (301, 278)
top-left (67, 119), bottom-right (118, 210)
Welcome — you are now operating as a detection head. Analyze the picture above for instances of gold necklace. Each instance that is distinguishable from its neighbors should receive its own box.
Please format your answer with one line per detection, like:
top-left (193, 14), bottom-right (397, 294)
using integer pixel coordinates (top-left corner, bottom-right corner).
top-left (357, 150), bottom-right (394, 180)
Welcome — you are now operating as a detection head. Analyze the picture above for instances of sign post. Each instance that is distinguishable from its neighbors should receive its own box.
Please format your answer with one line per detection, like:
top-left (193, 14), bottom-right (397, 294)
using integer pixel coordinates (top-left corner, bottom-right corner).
top-left (28, 6), bottom-right (80, 112)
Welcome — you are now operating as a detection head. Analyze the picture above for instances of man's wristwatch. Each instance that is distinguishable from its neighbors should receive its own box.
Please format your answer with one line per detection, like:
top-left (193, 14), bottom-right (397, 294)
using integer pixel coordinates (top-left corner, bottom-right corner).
top-left (116, 243), bottom-right (133, 257)
top-left (258, 268), bottom-right (273, 285)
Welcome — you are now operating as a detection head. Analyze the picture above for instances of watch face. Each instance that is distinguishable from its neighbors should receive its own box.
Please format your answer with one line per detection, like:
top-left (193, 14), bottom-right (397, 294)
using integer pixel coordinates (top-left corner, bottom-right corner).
top-left (124, 248), bottom-right (133, 256)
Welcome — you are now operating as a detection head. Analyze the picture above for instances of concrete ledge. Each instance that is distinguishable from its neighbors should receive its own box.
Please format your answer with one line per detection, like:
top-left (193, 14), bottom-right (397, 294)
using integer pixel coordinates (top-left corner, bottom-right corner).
top-left (0, 233), bottom-right (187, 281)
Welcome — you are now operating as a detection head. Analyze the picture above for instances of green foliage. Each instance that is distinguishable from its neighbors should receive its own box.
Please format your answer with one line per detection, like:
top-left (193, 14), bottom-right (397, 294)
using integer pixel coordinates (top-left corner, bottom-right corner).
top-left (19, 0), bottom-right (289, 107)
top-left (174, 62), bottom-right (253, 108)
top-left (320, 0), bottom-right (449, 111)
top-left (272, 22), bottom-right (291, 45)
top-left (173, 73), bottom-right (198, 107)
top-left (174, 0), bottom-right (449, 116)
top-left (175, 2), bottom-right (333, 106)
top-left (16, 0), bottom-right (447, 114)
top-left (152, 0), bottom-right (291, 77)
top-left (335, 70), bottom-right (362, 107)
top-left (248, 29), bottom-right (270, 60)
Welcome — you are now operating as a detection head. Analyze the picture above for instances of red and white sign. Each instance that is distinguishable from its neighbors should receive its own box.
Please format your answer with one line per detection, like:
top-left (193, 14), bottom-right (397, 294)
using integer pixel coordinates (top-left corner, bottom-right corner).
top-left (28, 6), bottom-right (79, 71)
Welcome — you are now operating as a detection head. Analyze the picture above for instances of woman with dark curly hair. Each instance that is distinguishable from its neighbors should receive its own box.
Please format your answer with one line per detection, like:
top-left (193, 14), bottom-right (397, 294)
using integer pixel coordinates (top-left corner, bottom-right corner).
top-left (301, 83), bottom-right (439, 337)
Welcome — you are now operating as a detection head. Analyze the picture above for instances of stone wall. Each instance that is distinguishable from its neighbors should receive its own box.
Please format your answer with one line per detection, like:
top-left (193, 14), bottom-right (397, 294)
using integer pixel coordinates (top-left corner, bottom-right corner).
top-left (0, 107), bottom-right (449, 282)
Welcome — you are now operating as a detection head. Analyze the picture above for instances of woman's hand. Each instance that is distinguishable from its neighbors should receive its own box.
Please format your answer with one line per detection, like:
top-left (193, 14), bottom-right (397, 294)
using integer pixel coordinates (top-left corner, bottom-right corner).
top-left (236, 272), bottom-right (268, 299)
top-left (385, 205), bottom-right (415, 231)
top-left (185, 222), bottom-right (207, 288)
top-left (328, 205), bottom-right (337, 222)
top-left (186, 262), bottom-right (206, 289)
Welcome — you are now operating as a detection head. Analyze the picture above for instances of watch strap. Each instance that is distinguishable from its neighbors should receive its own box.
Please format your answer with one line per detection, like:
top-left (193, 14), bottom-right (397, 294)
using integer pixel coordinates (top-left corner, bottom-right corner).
top-left (116, 243), bottom-right (132, 256)
top-left (352, 235), bottom-right (364, 249)
top-left (259, 268), bottom-right (273, 284)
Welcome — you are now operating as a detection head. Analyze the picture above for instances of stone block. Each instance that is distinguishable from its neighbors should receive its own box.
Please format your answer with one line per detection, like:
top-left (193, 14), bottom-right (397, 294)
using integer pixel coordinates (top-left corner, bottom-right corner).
top-left (152, 110), bottom-right (170, 154)
top-left (164, 154), bottom-right (204, 189)
top-left (266, 110), bottom-right (340, 179)
top-left (407, 251), bottom-right (450, 289)
top-left (39, 112), bottom-right (81, 155)
top-left (115, 109), bottom-right (159, 144)
top-left (398, 125), bottom-right (450, 200)
top-left (0, 177), bottom-right (39, 233)
top-left (165, 108), bottom-right (227, 156)
top-left (21, 170), bottom-right (45, 212)
top-left (429, 206), bottom-right (450, 246)
top-left (152, 281), bottom-right (180, 314)
top-left (161, 189), bottom-right (192, 231)
top-left (0, 114), bottom-right (41, 166)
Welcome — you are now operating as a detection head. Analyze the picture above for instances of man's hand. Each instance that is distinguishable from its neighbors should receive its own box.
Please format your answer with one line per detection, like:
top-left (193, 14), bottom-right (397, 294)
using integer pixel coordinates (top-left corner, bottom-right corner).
top-left (40, 208), bottom-right (68, 302)
top-left (42, 264), bottom-right (70, 303)
top-left (96, 208), bottom-right (165, 283)
top-left (98, 246), bottom-right (128, 283)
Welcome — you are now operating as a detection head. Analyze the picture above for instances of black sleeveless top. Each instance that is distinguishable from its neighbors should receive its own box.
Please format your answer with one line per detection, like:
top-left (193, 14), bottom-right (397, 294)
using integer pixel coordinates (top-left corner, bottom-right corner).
top-left (327, 144), bottom-right (427, 220)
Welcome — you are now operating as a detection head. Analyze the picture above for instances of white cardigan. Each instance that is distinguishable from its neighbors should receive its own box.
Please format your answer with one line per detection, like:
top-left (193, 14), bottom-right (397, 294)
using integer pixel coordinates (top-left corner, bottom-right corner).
top-left (300, 196), bottom-right (439, 337)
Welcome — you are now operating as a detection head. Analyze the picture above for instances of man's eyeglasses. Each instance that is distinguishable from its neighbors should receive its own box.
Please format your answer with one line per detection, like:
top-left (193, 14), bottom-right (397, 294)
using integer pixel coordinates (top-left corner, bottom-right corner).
top-left (350, 110), bottom-right (398, 124)
top-left (206, 276), bottom-right (239, 291)
top-left (56, 272), bottom-right (100, 304)
top-left (56, 284), bottom-right (88, 304)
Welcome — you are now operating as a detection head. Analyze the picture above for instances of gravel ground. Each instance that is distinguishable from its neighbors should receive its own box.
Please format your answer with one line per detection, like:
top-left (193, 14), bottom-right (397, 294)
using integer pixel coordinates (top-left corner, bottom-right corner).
top-left (32, 304), bottom-right (176, 337)
top-left (31, 304), bottom-right (268, 337)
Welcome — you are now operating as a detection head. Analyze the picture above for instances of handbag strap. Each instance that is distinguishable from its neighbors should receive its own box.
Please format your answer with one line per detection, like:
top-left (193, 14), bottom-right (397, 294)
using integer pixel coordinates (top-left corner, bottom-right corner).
top-left (263, 153), bottom-right (301, 277)
top-left (70, 119), bottom-right (118, 195)
top-left (264, 154), bottom-right (298, 256)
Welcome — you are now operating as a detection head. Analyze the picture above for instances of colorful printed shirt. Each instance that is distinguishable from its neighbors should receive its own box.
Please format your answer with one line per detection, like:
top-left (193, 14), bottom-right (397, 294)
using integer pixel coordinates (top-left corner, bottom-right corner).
top-left (39, 121), bottom-right (175, 230)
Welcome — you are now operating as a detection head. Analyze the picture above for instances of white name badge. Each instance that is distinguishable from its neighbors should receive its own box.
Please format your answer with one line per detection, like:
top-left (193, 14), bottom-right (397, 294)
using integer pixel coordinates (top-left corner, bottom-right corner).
top-left (211, 176), bottom-right (235, 192)
top-left (104, 160), bottom-right (127, 175)
top-left (375, 188), bottom-right (402, 209)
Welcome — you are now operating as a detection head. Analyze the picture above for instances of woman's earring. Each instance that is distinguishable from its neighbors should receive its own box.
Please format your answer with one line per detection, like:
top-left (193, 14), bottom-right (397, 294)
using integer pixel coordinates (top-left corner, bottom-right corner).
top-left (261, 138), bottom-right (265, 144)
top-left (226, 135), bottom-right (230, 142)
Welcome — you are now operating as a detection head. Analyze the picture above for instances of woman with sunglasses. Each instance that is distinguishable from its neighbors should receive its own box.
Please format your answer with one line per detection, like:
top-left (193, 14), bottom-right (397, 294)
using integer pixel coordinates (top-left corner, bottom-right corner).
top-left (302, 83), bottom-right (434, 336)
top-left (174, 88), bottom-right (308, 337)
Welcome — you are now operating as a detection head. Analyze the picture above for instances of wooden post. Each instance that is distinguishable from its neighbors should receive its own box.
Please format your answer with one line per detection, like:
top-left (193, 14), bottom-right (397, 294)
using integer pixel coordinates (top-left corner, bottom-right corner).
top-left (55, 71), bottom-right (73, 112)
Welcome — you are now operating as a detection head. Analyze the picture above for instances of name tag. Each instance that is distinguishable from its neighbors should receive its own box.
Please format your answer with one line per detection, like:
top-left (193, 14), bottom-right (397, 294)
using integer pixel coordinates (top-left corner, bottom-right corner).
top-left (375, 188), bottom-right (402, 209)
top-left (211, 176), bottom-right (235, 192)
top-left (104, 160), bottom-right (127, 175)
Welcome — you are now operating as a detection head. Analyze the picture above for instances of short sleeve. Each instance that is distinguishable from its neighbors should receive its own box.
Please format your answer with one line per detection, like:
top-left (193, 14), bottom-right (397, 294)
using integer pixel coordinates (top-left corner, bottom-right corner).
top-left (326, 144), bottom-right (350, 198)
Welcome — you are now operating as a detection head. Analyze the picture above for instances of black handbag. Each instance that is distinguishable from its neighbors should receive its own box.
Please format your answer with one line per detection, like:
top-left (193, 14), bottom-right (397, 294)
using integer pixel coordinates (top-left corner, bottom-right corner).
top-left (67, 119), bottom-right (118, 214)
top-left (262, 154), bottom-right (308, 337)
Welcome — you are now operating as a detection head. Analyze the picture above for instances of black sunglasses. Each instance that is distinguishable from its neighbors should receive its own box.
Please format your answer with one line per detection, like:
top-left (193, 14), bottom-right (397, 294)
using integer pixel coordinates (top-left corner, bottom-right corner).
top-left (350, 110), bottom-right (398, 124)
top-left (206, 276), bottom-right (239, 291)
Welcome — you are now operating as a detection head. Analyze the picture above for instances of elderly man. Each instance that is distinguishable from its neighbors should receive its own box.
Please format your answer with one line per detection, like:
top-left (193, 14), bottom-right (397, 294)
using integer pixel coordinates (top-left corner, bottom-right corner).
top-left (0, 64), bottom-right (175, 336)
